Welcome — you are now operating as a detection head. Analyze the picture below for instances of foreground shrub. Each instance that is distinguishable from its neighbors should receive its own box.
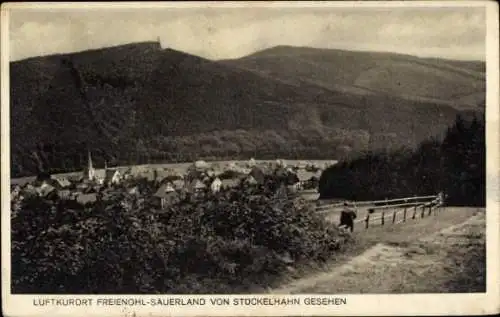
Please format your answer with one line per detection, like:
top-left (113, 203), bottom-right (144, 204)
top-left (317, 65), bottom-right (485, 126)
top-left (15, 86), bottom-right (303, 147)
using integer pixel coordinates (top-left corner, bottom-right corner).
top-left (12, 185), bottom-right (349, 293)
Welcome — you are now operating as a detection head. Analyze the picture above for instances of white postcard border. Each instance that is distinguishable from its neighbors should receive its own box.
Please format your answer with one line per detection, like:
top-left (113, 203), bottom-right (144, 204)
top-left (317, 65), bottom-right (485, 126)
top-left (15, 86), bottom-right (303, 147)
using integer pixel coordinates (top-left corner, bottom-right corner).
top-left (1, 1), bottom-right (499, 317)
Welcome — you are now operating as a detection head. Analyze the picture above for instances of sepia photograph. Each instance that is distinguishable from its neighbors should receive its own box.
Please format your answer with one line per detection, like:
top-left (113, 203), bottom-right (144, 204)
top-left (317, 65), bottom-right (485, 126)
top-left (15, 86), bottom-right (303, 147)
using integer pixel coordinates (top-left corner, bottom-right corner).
top-left (1, 1), bottom-right (499, 316)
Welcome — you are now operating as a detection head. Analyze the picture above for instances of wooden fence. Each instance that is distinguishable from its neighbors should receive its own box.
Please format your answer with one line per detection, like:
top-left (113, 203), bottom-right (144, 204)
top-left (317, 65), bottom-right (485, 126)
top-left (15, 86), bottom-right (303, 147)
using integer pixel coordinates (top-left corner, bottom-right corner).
top-left (315, 194), bottom-right (444, 230)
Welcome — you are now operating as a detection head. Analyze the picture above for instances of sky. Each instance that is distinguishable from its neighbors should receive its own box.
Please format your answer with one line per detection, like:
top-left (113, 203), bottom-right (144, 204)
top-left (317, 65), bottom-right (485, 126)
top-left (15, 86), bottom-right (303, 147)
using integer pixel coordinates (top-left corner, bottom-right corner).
top-left (8, 3), bottom-right (486, 62)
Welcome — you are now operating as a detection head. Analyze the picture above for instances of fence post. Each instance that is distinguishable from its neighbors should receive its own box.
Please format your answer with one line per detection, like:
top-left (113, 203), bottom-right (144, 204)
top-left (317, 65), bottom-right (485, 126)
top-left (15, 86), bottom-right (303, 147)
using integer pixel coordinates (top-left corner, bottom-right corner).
top-left (392, 210), bottom-right (397, 224)
top-left (421, 205), bottom-right (425, 218)
top-left (365, 214), bottom-right (370, 229)
top-left (403, 208), bottom-right (407, 222)
top-left (381, 211), bottom-right (385, 226)
top-left (412, 205), bottom-right (417, 219)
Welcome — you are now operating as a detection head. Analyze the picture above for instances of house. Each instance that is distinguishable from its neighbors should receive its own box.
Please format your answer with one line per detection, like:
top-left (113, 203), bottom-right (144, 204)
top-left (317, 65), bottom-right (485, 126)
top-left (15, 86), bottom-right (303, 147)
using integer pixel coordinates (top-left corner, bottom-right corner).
top-left (287, 182), bottom-right (301, 193)
top-left (128, 186), bottom-right (140, 195)
top-left (242, 175), bottom-right (258, 187)
top-left (226, 161), bottom-right (238, 171)
top-left (273, 167), bottom-right (298, 184)
top-left (153, 183), bottom-right (179, 208)
top-left (298, 190), bottom-right (320, 201)
top-left (171, 179), bottom-right (185, 190)
top-left (193, 160), bottom-right (209, 170)
top-left (205, 169), bottom-right (216, 177)
top-left (156, 169), bottom-right (183, 184)
top-left (83, 186), bottom-right (98, 194)
top-left (50, 176), bottom-right (71, 189)
top-left (76, 193), bottom-right (97, 206)
top-left (58, 189), bottom-right (72, 200)
top-left (20, 184), bottom-right (38, 198)
top-left (210, 177), bottom-right (222, 193)
top-left (37, 181), bottom-right (57, 198)
top-left (248, 166), bottom-right (266, 185)
top-left (240, 167), bottom-right (251, 175)
top-left (276, 159), bottom-right (287, 168)
top-left (296, 170), bottom-right (321, 190)
top-left (11, 185), bottom-right (21, 199)
top-left (76, 182), bottom-right (89, 191)
top-left (104, 169), bottom-right (122, 185)
top-left (68, 174), bottom-right (84, 183)
top-left (221, 178), bottom-right (240, 189)
top-left (296, 161), bottom-right (308, 169)
top-left (185, 170), bottom-right (204, 185)
top-left (92, 169), bottom-right (106, 185)
top-left (131, 167), bottom-right (155, 182)
top-left (247, 158), bottom-right (257, 168)
top-left (187, 179), bottom-right (206, 193)
top-left (117, 167), bottom-right (132, 180)
top-left (218, 169), bottom-right (244, 180)
top-left (187, 161), bottom-right (209, 175)
top-left (142, 170), bottom-right (156, 182)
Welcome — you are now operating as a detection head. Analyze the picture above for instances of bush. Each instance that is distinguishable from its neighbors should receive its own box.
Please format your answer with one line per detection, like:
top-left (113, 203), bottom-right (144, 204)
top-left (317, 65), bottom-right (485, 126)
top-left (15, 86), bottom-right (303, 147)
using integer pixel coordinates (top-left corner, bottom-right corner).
top-left (12, 179), bottom-right (350, 294)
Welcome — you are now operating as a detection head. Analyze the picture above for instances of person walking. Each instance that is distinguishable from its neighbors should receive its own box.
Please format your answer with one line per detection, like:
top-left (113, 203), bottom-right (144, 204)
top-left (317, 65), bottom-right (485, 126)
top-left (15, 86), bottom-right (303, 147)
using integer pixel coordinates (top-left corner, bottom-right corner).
top-left (340, 201), bottom-right (357, 232)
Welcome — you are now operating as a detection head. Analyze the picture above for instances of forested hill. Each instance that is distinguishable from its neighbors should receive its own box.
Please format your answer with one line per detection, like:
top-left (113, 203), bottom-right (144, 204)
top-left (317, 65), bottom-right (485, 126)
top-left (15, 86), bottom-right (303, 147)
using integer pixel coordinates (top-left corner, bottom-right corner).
top-left (221, 45), bottom-right (485, 111)
top-left (10, 42), bottom-right (485, 177)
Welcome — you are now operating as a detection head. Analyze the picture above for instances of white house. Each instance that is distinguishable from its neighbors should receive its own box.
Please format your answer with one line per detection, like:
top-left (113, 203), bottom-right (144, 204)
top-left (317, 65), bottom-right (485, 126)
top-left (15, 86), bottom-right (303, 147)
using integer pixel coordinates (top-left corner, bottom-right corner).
top-left (210, 177), bottom-right (222, 193)
top-left (247, 158), bottom-right (256, 167)
top-left (193, 160), bottom-right (209, 170)
top-left (276, 159), bottom-right (287, 167)
top-left (105, 169), bottom-right (122, 185)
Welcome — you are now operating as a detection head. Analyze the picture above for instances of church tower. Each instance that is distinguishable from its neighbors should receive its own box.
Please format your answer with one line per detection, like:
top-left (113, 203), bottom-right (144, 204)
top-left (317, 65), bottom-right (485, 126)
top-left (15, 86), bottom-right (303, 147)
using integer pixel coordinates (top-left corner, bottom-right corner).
top-left (88, 150), bottom-right (95, 181)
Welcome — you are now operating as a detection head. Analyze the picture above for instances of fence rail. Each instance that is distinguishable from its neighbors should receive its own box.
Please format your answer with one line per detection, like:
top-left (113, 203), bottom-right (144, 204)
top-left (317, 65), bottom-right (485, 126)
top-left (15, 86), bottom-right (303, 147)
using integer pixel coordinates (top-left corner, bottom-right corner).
top-left (316, 193), bottom-right (444, 230)
top-left (315, 195), bottom-right (439, 212)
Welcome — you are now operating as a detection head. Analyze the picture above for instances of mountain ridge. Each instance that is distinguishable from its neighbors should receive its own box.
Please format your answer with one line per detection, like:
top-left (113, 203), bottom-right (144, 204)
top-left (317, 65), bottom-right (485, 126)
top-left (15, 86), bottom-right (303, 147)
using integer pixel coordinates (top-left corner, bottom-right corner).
top-left (9, 42), bottom-right (485, 177)
top-left (221, 45), bottom-right (485, 111)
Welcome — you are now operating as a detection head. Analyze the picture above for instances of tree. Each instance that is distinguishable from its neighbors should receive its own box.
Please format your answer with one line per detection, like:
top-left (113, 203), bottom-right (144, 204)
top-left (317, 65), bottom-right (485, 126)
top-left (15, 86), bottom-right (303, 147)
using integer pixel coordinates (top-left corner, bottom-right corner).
top-left (319, 115), bottom-right (485, 206)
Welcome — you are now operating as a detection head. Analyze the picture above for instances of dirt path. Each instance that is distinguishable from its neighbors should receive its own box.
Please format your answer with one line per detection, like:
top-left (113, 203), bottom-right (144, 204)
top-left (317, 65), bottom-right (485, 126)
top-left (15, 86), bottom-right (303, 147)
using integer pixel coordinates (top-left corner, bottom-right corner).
top-left (270, 207), bottom-right (485, 294)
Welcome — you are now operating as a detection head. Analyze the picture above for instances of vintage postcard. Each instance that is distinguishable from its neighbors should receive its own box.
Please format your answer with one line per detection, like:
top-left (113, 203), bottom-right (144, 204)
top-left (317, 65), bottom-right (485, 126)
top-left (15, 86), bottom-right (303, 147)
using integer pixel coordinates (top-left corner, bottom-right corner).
top-left (1, 1), bottom-right (499, 316)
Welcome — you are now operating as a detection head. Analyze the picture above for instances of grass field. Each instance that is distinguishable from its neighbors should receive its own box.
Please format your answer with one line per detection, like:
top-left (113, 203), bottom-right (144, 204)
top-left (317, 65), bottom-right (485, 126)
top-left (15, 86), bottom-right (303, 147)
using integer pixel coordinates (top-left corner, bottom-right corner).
top-left (271, 207), bottom-right (485, 294)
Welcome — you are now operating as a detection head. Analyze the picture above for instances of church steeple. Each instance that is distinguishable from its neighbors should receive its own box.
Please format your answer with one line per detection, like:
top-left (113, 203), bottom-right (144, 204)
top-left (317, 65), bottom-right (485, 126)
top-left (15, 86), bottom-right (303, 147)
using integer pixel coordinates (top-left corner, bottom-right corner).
top-left (88, 150), bottom-right (95, 181)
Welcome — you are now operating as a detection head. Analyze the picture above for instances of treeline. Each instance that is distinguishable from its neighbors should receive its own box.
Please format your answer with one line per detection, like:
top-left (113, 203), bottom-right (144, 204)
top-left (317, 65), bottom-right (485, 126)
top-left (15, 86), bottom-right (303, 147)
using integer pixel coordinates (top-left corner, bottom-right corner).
top-left (319, 114), bottom-right (485, 206)
top-left (11, 127), bottom-right (398, 178)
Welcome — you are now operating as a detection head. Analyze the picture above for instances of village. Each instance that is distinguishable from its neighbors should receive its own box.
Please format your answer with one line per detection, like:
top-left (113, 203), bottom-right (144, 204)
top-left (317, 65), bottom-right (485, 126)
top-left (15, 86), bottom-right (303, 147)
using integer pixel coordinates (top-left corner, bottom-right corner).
top-left (10, 152), bottom-right (333, 213)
